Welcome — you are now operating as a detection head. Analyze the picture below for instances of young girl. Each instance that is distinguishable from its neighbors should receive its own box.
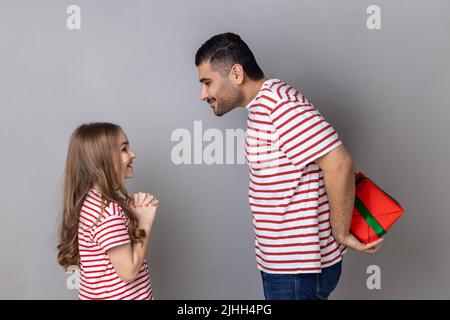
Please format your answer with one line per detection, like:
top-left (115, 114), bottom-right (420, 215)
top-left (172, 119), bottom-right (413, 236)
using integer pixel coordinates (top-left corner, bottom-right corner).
top-left (57, 122), bottom-right (159, 300)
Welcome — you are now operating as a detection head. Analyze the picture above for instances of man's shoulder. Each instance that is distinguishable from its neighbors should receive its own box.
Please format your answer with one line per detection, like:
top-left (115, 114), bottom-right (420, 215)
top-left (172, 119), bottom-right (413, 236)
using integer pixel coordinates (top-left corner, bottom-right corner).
top-left (251, 79), bottom-right (304, 113)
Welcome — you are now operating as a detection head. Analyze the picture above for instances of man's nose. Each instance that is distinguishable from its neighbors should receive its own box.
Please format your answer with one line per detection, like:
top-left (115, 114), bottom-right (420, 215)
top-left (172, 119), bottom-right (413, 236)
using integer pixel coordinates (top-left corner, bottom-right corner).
top-left (200, 87), bottom-right (208, 101)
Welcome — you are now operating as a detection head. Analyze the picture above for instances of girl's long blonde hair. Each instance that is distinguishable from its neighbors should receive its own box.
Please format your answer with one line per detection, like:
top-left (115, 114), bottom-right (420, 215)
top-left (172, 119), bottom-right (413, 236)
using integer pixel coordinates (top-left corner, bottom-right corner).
top-left (57, 122), bottom-right (145, 270)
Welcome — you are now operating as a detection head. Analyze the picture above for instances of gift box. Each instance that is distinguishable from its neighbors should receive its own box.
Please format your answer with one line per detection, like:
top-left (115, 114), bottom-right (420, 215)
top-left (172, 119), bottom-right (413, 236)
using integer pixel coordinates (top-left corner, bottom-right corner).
top-left (351, 172), bottom-right (404, 244)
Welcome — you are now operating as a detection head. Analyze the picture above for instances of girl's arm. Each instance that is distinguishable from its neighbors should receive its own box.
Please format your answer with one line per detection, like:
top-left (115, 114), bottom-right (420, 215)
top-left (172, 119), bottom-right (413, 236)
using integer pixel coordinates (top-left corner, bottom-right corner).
top-left (106, 225), bottom-right (152, 283)
top-left (107, 193), bottom-right (158, 283)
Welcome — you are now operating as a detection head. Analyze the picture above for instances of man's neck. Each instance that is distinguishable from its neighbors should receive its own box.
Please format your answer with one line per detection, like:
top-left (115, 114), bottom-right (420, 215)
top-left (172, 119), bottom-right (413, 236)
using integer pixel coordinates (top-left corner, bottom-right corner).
top-left (240, 77), bottom-right (268, 107)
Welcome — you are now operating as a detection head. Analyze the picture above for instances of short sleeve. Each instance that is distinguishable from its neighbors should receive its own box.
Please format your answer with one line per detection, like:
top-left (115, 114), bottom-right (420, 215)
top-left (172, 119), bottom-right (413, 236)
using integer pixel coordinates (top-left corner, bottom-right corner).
top-left (92, 204), bottom-right (131, 252)
top-left (269, 100), bottom-right (343, 170)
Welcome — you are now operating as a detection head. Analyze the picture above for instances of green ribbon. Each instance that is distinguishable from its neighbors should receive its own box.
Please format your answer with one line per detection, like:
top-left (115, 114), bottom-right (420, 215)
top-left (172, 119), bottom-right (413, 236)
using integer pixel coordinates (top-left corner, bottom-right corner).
top-left (354, 176), bottom-right (387, 238)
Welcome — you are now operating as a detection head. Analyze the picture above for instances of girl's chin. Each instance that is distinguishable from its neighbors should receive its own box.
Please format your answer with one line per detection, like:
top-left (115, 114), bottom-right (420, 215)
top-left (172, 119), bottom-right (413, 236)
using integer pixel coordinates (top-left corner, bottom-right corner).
top-left (124, 167), bottom-right (134, 179)
top-left (124, 172), bottom-right (134, 180)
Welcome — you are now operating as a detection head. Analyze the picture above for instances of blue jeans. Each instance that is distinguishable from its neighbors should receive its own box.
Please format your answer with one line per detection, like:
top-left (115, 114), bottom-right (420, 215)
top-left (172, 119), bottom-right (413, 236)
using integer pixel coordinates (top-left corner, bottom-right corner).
top-left (260, 261), bottom-right (342, 300)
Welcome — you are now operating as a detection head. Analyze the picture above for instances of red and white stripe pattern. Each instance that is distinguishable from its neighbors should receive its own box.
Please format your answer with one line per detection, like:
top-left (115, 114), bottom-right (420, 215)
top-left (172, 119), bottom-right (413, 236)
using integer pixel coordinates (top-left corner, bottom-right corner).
top-left (245, 79), bottom-right (347, 274)
top-left (78, 189), bottom-right (153, 300)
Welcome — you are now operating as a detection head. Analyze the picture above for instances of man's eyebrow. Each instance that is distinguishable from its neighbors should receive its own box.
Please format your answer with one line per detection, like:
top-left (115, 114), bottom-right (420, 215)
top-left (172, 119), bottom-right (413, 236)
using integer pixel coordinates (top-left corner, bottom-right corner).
top-left (199, 77), bottom-right (211, 83)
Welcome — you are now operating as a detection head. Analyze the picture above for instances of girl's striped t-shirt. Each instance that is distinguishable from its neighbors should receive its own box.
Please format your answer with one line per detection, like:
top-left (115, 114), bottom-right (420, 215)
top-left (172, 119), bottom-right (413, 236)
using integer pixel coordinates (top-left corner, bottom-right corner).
top-left (245, 78), bottom-right (348, 274)
top-left (78, 189), bottom-right (153, 300)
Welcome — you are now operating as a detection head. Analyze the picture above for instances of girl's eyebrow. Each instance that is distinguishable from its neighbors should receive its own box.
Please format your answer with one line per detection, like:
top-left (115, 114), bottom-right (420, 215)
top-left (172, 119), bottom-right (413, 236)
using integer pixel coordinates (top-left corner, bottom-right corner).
top-left (120, 141), bottom-right (129, 146)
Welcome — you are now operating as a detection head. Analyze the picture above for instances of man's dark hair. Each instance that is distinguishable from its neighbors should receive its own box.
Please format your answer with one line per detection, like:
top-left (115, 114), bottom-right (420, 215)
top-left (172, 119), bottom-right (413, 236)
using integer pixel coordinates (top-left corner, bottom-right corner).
top-left (195, 32), bottom-right (264, 80)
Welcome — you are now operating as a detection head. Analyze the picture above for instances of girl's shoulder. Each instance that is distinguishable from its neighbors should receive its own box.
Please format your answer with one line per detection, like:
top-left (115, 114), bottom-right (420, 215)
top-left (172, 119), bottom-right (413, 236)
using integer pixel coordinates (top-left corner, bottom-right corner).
top-left (79, 190), bottom-right (128, 232)
top-left (82, 190), bottom-right (125, 218)
top-left (105, 200), bottom-right (126, 218)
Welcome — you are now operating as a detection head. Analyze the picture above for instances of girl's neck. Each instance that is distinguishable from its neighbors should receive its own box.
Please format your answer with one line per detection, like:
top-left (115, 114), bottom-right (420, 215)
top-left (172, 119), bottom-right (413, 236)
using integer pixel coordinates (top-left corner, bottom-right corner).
top-left (91, 184), bottom-right (102, 192)
top-left (91, 184), bottom-right (122, 195)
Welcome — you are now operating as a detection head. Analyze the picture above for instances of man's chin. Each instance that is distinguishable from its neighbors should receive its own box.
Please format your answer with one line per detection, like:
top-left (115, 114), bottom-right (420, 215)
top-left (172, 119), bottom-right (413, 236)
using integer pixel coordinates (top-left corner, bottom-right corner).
top-left (214, 110), bottom-right (225, 117)
top-left (213, 105), bottom-right (235, 117)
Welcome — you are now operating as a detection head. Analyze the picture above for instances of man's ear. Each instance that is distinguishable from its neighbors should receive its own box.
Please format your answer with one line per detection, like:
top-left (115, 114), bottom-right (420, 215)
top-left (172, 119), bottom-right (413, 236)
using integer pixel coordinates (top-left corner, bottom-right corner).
top-left (230, 64), bottom-right (244, 85)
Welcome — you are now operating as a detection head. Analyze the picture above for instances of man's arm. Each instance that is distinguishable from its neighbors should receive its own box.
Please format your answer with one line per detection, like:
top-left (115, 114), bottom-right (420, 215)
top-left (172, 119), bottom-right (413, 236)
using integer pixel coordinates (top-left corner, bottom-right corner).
top-left (314, 144), bottom-right (383, 253)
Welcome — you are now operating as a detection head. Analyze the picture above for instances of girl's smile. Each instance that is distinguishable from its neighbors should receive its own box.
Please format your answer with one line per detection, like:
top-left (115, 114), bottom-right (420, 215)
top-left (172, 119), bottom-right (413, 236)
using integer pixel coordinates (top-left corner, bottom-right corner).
top-left (119, 131), bottom-right (136, 180)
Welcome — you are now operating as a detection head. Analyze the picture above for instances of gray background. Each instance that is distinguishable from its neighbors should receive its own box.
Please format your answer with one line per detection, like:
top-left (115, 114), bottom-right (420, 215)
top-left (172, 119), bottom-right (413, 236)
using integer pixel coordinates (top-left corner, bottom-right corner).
top-left (0, 0), bottom-right (448, 299)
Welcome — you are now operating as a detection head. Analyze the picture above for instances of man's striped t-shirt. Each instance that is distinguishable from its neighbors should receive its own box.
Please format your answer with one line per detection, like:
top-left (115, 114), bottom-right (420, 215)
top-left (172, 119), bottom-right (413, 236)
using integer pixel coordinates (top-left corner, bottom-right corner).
top-left (245, 78), bottom-right (347, 274)
top-left (78, 189), bottom-right (153, 300)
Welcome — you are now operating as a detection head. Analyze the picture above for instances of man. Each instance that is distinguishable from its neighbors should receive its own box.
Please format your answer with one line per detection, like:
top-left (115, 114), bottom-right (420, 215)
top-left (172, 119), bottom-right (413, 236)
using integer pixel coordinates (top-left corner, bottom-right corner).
top-left (195, 32), bottom-right (383, 300)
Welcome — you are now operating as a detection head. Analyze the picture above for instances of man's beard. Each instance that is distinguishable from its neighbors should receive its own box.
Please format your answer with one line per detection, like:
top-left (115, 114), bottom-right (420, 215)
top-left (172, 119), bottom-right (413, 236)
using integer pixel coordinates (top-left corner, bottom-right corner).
top-left (213, 81), bottom-right (244, 117)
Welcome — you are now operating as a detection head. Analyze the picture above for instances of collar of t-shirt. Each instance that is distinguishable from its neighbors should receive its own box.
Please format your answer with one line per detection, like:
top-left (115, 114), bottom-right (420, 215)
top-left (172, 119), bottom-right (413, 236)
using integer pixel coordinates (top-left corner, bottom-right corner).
top-left (244, 78), bottom-right (281, 110)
